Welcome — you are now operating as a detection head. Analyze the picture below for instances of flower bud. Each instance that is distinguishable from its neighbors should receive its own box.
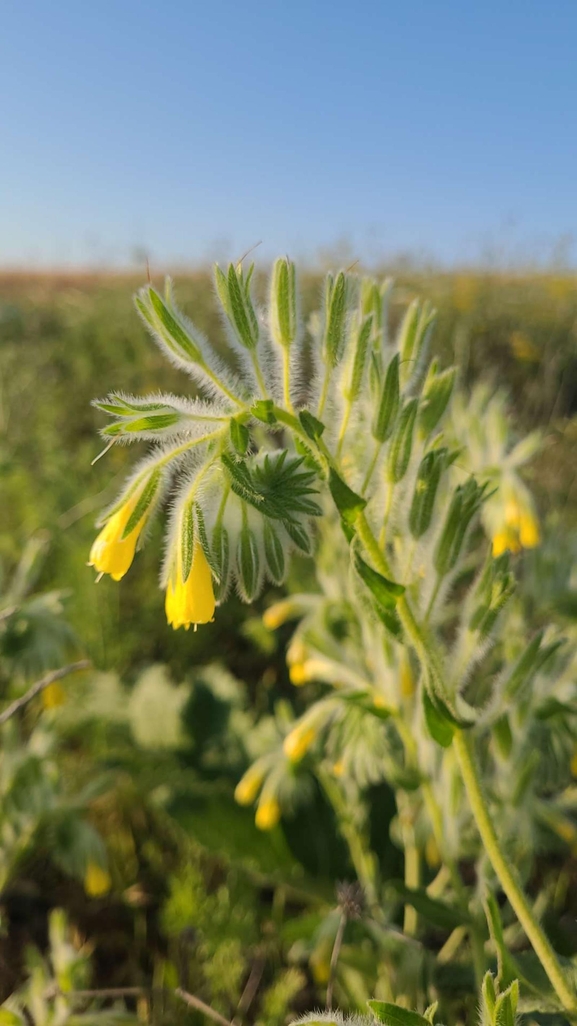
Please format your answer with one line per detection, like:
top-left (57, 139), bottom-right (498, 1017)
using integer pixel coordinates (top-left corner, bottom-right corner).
top-left (234, 759), bottom-right (268, 805)
top-left (323, 270), bottom-right (348, 367)
top-left (387, 398), bottom-right (418, 483)
top-left (269, 257), bottom-right (299, 349)
top-left (419, 361), bottom-right (456, 437)
top-left (135, 283), bottom-right (203, 364)
top-left (215, 262), bottom-right (259, 350)
top-left (255, 793), bottom-right (281, 831)
top-left (434, 478), bottom-right (487, 577)
top-left (372, 353), bottom-right (400, 442)
top-left (283, 724), bottom-right (317, 762)
top-left (409, 448), bottom-right (447, 538)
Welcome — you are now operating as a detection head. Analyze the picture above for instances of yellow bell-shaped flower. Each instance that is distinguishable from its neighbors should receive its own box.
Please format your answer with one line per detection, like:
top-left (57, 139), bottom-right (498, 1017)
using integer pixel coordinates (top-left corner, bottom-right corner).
top-left (255, 794), bottom-right (281, 831)
top-left (89, 492), bottom-right (147, 581)
top-left (165, 542), bottom-right (215, 630)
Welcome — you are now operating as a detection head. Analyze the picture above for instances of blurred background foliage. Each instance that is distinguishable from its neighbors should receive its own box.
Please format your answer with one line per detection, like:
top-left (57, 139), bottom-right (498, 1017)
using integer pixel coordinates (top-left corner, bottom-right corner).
top-left (1, 268), bottom-right (577, 1023)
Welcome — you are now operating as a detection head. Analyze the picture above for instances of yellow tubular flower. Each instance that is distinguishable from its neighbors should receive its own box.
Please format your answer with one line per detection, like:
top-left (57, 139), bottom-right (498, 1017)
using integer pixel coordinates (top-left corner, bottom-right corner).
top-left (234, 761), bottom-right (267, 806)
top-left (255, 794), bottom-right (281, 831)
top-left (492, 527), bottom-right (521, 557)
top-left (89, 491), bottom-right (147, 581)
top-left (165, 542), bottom-right (215, 630)
top-left (519, 511), bottom-right (540, 548)
top-left (84, 862), bottom-right (111, 897)
top-left (284, 724), bottom-right (316, 762)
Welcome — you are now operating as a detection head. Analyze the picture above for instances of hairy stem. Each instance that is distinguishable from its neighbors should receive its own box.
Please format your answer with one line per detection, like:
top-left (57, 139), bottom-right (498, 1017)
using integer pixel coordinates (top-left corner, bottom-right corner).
top-left (453, 729), bottom-right (576, 1014)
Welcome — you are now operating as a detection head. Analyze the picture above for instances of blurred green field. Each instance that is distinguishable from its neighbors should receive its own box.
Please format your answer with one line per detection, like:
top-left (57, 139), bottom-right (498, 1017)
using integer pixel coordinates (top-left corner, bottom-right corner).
top-left (2, 267), bottom-right (577, 1023)
top-left (2, 268), bottom-right (577, 674)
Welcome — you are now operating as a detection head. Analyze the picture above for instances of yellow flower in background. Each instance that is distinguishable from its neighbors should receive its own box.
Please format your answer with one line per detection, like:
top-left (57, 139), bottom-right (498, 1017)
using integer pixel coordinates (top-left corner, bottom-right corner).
top-left (283, 724), bottom-right (316, 762)
top-left (165, 542), bottom-right (215, 629)
top-left (255, 794), bottom-right (281, 831)
top-left (42, 682), bottom-right (67, 709)
top-left (491, 492), bottom-right (540, 556)
top-left (234, 761), bottom-right (267, 806)
top-left (89, 491), bottom-right (147, 581)
top-left (84, 862), bottom-right (111, 897)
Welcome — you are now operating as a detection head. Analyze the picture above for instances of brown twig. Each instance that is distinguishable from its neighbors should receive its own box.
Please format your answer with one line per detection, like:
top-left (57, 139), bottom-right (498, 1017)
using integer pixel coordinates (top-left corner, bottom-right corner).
top-left (0, 661), bottom-right (91, 725)
top-left (175, 987), bottom-right (233, 1026)
top-left (326, 910), bottom-right (347, 1011)
top-left (234, 956), bottom-right (265, 1022)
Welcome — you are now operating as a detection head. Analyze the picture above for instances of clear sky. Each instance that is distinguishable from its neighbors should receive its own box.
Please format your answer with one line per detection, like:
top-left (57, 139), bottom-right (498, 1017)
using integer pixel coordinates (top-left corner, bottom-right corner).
top-left (2, 1), bottom-right (576, 268)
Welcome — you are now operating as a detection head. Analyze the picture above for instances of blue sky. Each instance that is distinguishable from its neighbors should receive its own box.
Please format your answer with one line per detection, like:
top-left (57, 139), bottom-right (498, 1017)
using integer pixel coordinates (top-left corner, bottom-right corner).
top-left (2, 1), bottom-right (576, 267)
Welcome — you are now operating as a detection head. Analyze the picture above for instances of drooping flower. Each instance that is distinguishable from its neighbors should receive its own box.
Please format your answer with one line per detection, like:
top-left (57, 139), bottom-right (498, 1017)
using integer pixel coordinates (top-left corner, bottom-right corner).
top-left (491, 495), bottom-right (540, 557)
top-left (234, 759), bottom-right (268, 806)
top-left (89, 491), bottom-right (148, 581)
top-left (255, 793), bottom-right (281, 831)
top-left (283, 723), bottom-right (316, 763)
top-left (165, 542), bottom-right (215, 629)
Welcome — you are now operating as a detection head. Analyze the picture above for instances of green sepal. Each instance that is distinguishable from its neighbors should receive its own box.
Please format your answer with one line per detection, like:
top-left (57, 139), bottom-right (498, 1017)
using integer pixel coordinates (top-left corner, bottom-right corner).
top-left (324, 270), bottom-right (348, 367)
top-left (354, 553), bottom-right (405, 610)
top-left (368, 1001), bottom-right (430, 1026)
top-left (372, 353), bottom-right (400, 442)
top-left (387, 398), bottom-right (418, 483)
top-left (212, 520), bottom-right (230, 601)
top-left (283, 518), bottom-right (312, 554)
top-left (195, 504), bottom-right (221, 581)
top-left (180, 501), bottom-right (195, 582)
top-left (121, 469), bottom-right (161, 539)
top-left (263, 520), bottom-right (286, 584)
top-left (251, 399), bottom-right (277, 424)
top-left (420, 363), bottom-right (456, 437)
top-left (147, 287), bottom-right (203, 362)
top-left (328, 468), bottom-right (367, 525)
top-left (102, 412), bottom-right (181, 437)
top-left (494, 981), bottom-right (519, 1026)
top-left (299, 410), bottom-right (325, 441)
top-left (227, 262), bottom-right (258, 350)
top-left (409, 448), bottom-right (447, 538)
top-left (237, 524), bottom-right (260, 600)
top-left (230, 417), bottom-right (250, 455)
top-left (345, 313), bottom-right (373, 402)
top-left (271, 257), bottom-right (297, 348)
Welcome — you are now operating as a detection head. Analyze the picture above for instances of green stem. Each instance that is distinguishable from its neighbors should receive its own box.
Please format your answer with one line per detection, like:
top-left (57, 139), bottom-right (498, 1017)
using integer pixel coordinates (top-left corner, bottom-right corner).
top-left (336, 402), bottom-right (351, 458)
top-left (356, 509), bottom-right (574, 1009)
top-left (453, 729), bottom-right (577, 1015)
top-left (154, 427), bottom-right (227, 470)
top-left (317, 366), bottom-right (331, 418)
top-left (198, 360), bottom-right (245, 407)
top-left (251, 352), bottom-right (269, 399)
top-left (362, 441), bottom-right (381, 492)
top-left (282, 348), bottom-right (295, 413)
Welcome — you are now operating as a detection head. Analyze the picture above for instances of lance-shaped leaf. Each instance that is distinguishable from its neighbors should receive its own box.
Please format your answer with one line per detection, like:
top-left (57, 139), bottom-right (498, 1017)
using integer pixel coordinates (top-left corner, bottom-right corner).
top-left (263, 520), bottom-right (286, 583)
top-left (328, 468), bottom-right (367, 526)
top-left (121, 468), bottom-right (163, 539)
top-left (237, 523), bottom-right (260, 600)
top-left (409, 448), bottom-right (448, 539)
top-left (369, 1002), bottom-right (430, 1026)
top-left (354, 552), bottom-right (405, 610)
top-left (343, 314), bottom-right (373, 403)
